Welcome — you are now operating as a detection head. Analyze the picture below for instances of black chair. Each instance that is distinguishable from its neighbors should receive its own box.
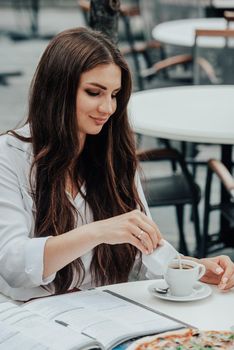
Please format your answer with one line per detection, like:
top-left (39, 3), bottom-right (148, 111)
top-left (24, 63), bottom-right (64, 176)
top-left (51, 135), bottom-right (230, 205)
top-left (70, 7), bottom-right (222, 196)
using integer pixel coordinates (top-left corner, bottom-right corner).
top-left (119, 3), bottom-right (163, 90)
top-left (138, 0), bottom-right (206, 89)
top-left (202, 159), bottom-right (234, 257)
top-left (137, 148), bottom-right (201, 256)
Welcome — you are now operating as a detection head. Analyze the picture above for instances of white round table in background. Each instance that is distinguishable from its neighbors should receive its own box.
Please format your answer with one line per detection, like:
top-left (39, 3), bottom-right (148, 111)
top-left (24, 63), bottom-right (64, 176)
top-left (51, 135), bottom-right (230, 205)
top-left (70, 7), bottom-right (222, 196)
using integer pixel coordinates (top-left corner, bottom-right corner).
top-left (212, 0), bottom-right (234, 9)
top-left (129, 85), bottom-right (234, 145)
top-left (129, 85), bottom-right (234, 237)
top-left (152, 18), bottom-right (234, 48)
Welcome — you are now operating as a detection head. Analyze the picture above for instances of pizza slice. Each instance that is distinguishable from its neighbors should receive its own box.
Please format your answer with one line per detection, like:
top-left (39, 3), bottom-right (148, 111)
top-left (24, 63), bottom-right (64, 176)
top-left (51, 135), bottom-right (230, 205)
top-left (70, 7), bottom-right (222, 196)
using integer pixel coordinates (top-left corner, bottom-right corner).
top-left (127, 328), bottom-right (234, 350)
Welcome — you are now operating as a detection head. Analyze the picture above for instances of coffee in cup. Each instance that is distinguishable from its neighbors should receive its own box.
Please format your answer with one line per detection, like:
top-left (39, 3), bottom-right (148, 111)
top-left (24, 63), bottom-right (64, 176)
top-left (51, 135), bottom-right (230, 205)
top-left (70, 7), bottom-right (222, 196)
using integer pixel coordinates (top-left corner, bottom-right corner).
top-left (164, 258), bottom-right (206, 297)
top-left (169, 263), bottom-right (193, 270)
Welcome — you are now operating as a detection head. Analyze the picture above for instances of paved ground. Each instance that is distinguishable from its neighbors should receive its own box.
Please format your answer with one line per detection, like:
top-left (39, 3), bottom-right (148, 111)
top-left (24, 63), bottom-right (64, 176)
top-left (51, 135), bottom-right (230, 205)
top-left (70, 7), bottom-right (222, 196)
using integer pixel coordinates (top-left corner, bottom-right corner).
top-left (0, 4), bottom-right (233, 259)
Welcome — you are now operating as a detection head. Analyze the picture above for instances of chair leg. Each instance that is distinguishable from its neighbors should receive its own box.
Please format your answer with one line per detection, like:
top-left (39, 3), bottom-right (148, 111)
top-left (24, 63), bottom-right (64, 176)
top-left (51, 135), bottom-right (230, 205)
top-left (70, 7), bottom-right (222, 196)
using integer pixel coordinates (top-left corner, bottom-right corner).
top-left (201, 168), bottom-right (213, 258)
top-left (191, 202), bottom-right (201, 258)
top-left (175, 205), bottom-right (189, 256)
top-left (159, 138), bottom-right (177, 172)
top-left (191, 143), bottom-right (199, 180)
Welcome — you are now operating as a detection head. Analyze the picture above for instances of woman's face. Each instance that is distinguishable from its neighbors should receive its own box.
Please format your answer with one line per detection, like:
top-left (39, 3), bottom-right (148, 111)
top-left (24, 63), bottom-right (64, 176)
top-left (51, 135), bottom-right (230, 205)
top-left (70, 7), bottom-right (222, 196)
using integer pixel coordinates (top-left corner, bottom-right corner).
top-left (76, 63), bottom-right (121, 141)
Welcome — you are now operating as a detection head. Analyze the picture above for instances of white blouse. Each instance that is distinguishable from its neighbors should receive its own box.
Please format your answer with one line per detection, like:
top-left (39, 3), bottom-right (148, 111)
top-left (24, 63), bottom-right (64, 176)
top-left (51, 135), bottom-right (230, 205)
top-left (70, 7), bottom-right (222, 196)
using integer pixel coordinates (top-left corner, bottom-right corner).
top-left (0, 125), bottom-right (177, 301)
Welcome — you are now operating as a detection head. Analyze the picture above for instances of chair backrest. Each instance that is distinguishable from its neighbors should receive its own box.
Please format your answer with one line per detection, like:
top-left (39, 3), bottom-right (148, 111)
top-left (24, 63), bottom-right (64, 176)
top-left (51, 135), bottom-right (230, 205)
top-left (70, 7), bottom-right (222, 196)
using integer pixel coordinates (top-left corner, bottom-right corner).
top-left (193, 28), bottom-right (234, 84)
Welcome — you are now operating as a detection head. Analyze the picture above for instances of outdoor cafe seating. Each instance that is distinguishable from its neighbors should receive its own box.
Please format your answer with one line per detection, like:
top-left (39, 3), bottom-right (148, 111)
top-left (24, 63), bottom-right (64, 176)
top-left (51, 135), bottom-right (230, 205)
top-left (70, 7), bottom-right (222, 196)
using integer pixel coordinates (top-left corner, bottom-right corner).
top-left (52, 2), bottom-right (234, 260)
top-left (1, 1), bottom-right (234, 254)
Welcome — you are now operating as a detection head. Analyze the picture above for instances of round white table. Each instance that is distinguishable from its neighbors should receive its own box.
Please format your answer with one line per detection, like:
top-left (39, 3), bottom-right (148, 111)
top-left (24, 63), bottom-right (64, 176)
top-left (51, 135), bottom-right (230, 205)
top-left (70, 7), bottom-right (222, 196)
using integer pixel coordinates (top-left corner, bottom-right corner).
top-left (102, 280), bottom-right (234, 330)
top-left (152, 18), bottom-right (234, 48)
top-left (129, 85), bottom-right (234, 242)
top-left (212, 0), bottom-right (234, 9)
top-left (129, 85), bottom-right (234, 145)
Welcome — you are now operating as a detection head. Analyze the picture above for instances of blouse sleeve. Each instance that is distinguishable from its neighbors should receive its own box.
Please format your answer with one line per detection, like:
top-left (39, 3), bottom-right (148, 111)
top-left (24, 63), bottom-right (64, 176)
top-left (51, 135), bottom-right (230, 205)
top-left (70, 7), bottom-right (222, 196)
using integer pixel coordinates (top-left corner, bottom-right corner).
top-left (135, 171), bottom-right (152, 218)
top-left (134, 171), bottom-right (178, 280)
top-left (0, 138), bottom-right (55, 289)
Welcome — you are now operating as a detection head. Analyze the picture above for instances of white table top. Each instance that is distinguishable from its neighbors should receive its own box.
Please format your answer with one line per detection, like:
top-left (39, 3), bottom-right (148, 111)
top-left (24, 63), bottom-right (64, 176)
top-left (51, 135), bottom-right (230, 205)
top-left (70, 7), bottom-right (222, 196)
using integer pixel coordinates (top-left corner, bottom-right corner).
top-left (152, 18), bottom-right (234, 47)
top-left (212, 0), bottom-right (234, 8)
top-left (102, 280), bottom-right (234, 330)
top-left (129, 85), bottom-right (234, 144)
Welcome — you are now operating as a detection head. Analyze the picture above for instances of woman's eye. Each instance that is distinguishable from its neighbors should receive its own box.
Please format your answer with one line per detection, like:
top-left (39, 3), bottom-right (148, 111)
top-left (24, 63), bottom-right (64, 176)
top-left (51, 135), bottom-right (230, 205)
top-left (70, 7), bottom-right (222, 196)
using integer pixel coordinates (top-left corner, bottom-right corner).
top-left (86, 90), bottom-right (99, 96)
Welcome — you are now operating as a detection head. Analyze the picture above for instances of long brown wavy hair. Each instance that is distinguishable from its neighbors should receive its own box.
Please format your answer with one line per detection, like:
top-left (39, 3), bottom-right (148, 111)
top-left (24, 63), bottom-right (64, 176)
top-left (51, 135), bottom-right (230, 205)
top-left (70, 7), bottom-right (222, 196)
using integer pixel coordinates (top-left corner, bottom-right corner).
top-left (12, 27), bottom-right (145, 293)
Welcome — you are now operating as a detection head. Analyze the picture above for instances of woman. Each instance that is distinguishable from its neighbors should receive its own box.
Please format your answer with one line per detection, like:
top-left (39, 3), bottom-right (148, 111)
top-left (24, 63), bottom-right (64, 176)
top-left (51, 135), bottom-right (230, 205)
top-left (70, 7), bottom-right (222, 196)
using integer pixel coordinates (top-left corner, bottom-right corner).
top-left (0, 27), bottom-right (233, 301)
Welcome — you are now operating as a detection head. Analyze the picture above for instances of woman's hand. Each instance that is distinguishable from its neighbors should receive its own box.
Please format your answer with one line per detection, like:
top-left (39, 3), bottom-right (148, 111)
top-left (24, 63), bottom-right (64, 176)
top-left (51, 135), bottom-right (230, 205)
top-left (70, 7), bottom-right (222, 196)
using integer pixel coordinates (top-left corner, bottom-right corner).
top-left (88, 209), bottom-right (163, 255)
top-left (44, 209), bottom-right (162, 278)
top-left (198, 255), bottom-right (234, 290)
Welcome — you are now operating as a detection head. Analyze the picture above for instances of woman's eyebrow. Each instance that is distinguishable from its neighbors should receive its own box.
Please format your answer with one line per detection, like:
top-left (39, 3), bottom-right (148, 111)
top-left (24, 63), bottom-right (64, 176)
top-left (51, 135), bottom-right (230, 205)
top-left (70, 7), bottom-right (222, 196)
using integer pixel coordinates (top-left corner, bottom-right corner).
top-left (86, 82), bottom-right (121, 92)
top-left (86, 82), bottom-right (107, 90)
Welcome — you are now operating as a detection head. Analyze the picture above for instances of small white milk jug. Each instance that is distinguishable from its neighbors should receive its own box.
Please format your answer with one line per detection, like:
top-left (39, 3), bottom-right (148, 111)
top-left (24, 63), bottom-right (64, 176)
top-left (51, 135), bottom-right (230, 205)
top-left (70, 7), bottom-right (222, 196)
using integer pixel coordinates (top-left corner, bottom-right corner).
top-left (142, 239), bottom-right (178, 277)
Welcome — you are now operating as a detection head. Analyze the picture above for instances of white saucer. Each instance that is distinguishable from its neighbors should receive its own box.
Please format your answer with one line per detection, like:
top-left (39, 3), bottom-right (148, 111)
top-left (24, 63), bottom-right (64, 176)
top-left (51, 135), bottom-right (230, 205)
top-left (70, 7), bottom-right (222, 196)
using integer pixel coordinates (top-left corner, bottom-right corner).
top-left (148, 279), bottom-right (212, 302)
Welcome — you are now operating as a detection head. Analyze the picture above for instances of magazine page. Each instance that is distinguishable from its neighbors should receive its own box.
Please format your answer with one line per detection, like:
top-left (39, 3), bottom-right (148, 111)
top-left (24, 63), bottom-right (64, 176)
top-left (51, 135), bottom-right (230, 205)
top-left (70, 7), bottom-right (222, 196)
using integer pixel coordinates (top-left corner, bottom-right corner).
top-left (0, 320), bottom-right (48, 350)
top-left (23, 289), bottom-right (184, 349)
top-left (0, 302), bottom-right (101, 350)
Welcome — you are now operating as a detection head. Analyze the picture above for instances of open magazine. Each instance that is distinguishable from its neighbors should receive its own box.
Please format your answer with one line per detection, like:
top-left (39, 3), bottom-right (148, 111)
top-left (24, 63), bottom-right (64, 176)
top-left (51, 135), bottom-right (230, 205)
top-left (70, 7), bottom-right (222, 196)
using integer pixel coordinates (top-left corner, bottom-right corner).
top-left (0, 289), bottom-right (190, 350)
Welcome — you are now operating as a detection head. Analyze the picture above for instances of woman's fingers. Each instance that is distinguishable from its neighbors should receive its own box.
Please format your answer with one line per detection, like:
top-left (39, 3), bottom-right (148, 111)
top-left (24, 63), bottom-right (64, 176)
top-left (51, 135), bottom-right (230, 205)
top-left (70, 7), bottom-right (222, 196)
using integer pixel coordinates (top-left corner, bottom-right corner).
top-left (132, 211), bottom-right (163, 249)
top-left (138, 219), bottom-right (162, 249)
top-left (200, 258), bottom-right (224, 275)
top-left (99, 209), bottom-right (163, 253)
top-left (130, 225), bottom-right (153, 253)
top-left (221, 274), bottom-right (234, 290)
top-left (129, 233), bottom-right (149, 255)
top-left (217, 256), bottom-right (234, 290)
top-left (200, 256), bottom-right (234, 290)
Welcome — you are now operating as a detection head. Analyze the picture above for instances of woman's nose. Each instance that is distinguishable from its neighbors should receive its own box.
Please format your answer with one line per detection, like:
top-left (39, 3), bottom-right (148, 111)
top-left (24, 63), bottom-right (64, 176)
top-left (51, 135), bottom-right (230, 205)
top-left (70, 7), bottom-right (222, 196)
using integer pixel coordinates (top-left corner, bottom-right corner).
top-left (98, 97), bottom-right (114, 115)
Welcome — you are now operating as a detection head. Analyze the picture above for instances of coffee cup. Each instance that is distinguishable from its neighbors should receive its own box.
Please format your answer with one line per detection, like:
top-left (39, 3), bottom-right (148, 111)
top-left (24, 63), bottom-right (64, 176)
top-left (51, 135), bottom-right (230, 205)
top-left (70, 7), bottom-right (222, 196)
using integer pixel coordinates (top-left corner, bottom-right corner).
top-left (164, 258), bottom-right (206, 297)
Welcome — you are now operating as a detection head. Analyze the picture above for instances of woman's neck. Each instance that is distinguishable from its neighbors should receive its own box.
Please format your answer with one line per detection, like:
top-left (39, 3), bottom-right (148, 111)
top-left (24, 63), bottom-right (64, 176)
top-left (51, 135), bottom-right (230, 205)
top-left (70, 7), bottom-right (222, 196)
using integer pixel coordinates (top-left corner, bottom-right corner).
top-left (78, 132), bottom-right (86, 154)
top-left (66, 132), bottom-right (86, 199)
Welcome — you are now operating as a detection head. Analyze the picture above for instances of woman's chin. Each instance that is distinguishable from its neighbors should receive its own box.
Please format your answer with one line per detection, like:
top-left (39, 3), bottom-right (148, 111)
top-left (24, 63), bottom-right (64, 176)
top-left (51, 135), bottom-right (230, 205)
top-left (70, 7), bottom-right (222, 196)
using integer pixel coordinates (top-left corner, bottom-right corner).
top-left (88, 125), bottom-right (105, 135)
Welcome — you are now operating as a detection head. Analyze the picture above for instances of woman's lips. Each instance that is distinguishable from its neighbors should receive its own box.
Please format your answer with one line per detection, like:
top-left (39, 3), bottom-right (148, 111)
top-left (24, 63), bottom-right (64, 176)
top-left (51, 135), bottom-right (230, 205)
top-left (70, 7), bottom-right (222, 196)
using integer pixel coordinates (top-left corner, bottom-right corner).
top-left (89, 116), bottom-right (108, 125)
